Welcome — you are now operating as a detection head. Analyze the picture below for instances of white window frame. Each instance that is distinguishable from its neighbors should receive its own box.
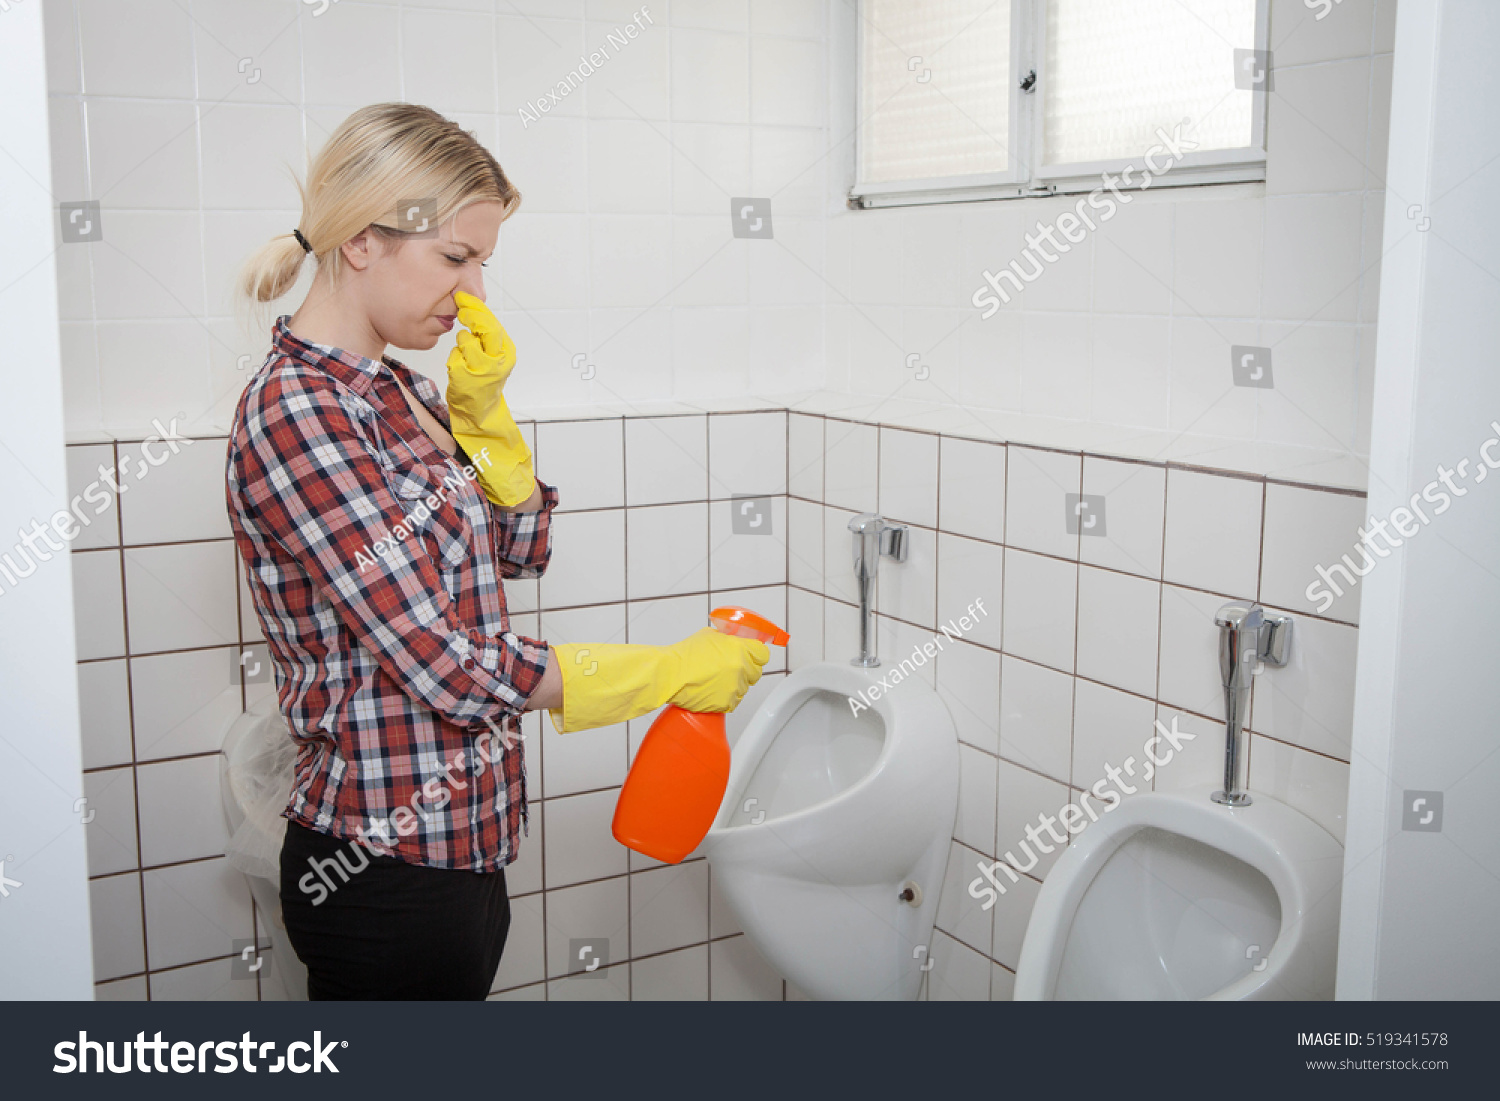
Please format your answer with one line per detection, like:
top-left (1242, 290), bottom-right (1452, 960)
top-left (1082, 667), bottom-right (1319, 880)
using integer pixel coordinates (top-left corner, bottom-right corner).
top-left (850, 0), bottom-right (1270, 209)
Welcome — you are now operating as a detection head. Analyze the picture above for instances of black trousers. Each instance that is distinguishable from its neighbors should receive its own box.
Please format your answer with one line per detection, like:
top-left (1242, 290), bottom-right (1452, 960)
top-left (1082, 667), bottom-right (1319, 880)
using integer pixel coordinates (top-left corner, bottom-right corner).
top-left (278, 819), bottom-right (511, 1000)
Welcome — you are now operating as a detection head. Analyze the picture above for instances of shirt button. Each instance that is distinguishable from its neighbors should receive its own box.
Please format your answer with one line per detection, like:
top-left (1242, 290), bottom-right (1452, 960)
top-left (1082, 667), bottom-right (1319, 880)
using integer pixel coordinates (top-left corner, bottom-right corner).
top-left (463, 658), bottom-right (476, 670)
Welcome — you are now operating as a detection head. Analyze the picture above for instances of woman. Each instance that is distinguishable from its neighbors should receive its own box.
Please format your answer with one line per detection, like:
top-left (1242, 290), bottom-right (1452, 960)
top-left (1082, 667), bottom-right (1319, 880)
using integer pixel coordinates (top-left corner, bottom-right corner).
top-left (228, 103), bottom-right (768, 1000)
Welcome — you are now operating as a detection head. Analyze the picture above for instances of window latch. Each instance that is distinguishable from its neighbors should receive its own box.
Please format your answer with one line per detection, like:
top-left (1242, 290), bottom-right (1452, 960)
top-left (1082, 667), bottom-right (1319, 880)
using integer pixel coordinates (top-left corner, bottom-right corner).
top-left (1019, 69), bottom-right (1037, 94)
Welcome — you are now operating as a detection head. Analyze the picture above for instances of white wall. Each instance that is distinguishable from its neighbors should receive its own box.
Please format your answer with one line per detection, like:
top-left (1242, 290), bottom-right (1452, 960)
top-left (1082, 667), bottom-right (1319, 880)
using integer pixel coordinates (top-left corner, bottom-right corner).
top-left (0, 1), bottom-right (96, 999)
top-left (824, 0), bottom-right (1395, 481)
top-left (47, 0), bottom-right (830, 440)
top-left (1338, 0), bottom-right (1500, 1000)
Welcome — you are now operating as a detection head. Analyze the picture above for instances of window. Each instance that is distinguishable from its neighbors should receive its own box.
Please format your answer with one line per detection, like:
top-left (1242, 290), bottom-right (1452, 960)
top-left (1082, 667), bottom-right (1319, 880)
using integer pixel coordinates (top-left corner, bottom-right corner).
top-left (853, 0), bottom-right (1268, 207)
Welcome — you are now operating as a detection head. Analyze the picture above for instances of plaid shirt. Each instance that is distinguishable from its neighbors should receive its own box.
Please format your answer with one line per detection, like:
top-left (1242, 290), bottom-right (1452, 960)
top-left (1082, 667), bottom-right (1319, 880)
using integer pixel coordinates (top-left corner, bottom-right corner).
top-left (226, 314), bottom-right (555, 873)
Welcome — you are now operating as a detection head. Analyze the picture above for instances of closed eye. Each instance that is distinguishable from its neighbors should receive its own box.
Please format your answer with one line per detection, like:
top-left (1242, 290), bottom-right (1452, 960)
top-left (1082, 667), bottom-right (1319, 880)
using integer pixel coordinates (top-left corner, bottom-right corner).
top-left (446, 255), bottom-right (489, 268)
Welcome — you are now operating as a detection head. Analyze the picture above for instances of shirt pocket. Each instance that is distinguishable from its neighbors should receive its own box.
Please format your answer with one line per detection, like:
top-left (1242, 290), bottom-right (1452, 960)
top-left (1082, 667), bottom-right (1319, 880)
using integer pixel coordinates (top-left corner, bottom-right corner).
top-left (371, 438), bottom-right (473, 580)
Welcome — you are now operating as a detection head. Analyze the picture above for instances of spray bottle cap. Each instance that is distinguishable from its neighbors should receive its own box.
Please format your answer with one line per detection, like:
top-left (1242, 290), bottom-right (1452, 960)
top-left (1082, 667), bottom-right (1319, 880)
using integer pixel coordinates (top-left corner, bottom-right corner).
top-left (709, 605), bottom-right (790, 647)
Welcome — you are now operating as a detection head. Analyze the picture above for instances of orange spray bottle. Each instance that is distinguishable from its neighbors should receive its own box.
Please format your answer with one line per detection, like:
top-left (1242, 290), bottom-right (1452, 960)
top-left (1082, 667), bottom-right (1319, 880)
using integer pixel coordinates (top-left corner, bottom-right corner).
top-left (611, 605), bottom-right (790, 864)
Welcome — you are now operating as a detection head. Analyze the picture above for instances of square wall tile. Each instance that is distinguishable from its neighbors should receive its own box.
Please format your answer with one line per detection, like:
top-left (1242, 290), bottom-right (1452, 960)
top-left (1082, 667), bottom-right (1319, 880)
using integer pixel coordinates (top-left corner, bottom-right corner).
top-left (787, 496), bottom-right (823, 591)
top-left (995, 758), bottom-right (1070, 880)
top-left (1151, 707), bottom-right (1229, 794)
top-left (710, 411), bottom-right (786, 499)
top-left (879, 522), bottom-right (937, 630)
top-left (999, 655), bottom-right (1073, 785)
top-left (956, 745), bottom-right (998, 855)
top-left (83, 766), bottom-right (138, 877)
top-left (1251, 609), bottom-right (1359, 762)
top-left (1080, 456), bottom-right (1165, 579)
top-left (77, 658), bottom-right (132, 769)
top-left (878, 427), bottom-right (939, 529)
top-left (537, 419), bottom-right (625, 511)
top-left (1162, 468), bottom-right (1263, 599)
top-left (1250, 734), bottom-right (1349, 844)
top-left (119, 435), bottom-right (231, 544)
top-left (935, 840), bottom-right (994, 955)
top-left (1260, 482), bottom-right (1366, 623)
top-left (540, 509), bottom-right (626, 608)
top-left (632, 944), bottom-right (708, 1000)
top-left (137, 756), bottom-right (226, 867)
top-left (1157, 584), bottom-right (1238, 720)
top-left (938, 436), bottom-right (1006, 544)
top-left (824, 419), bottom-right (877, 512)
top-left (130, 647), bottom-right (242, 761)
top-left (625, 415), bottom-right (708, 505)
top-left (90, 872), bottom-right (144, 981)
top-left (927, 930), bottom-right (989, 1001)
top-left (543, 789), bottom-right (630, 887)
top-left (1075, 565), bottom-right (1161, 698)
top-left (1006, 446), bottom-right (1082, 559)
top-left (123, 541), bottom-right (238, 654)
top-left (1002, 548), bottom-right (1076, 673)
top-left (787, 413), bottom-right (823, 499)
top-left (989, 866), bottom-right (1040, 972)
top-left (630, 861), bottom-right (709, 957)
top-left (66, 444), bottom-right (120, 549)
top-left (936, 533), bottom-right (1002, 649)
top-left (626, 502), bottom-right (709, 599)
top-left (1070, 679), bottom-right (1157, 791)
top-left (72, 549), bottom-right (126, 661)
top-left (545, 876), bottom-right (629, 980)
top-left (935, 638), bottom-right (1001, 755)
top-left (709, 495), bottom-right (786, 590)
top-left (142, 857), bottom-right (252, 971)
top-left (543, 717), bottom-right (627, 799)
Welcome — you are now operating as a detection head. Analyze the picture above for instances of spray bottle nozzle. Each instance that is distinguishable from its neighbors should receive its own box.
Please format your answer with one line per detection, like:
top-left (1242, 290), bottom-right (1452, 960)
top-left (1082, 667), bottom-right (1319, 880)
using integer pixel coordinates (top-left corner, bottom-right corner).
top-left (709, 605), bottom-right (790, 647)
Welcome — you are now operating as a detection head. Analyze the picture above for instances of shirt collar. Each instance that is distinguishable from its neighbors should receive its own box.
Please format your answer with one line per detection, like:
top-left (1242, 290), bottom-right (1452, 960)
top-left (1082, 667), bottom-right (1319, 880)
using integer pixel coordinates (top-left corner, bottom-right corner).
top-left (273, 313), bottom-right (410, 398)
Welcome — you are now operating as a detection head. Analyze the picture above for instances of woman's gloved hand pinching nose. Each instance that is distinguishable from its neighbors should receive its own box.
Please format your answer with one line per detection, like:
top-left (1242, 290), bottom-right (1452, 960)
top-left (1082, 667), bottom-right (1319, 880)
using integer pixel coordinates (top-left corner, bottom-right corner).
top-left (546, 628), bottom-right (771, 735)
top-left (444, 290), bottom-right (537, 507)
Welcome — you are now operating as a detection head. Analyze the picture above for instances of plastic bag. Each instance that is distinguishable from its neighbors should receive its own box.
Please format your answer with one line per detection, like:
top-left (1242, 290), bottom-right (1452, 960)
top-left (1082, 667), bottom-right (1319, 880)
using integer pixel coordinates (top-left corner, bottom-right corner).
top-left (222, 692), bottom-right (300, 883)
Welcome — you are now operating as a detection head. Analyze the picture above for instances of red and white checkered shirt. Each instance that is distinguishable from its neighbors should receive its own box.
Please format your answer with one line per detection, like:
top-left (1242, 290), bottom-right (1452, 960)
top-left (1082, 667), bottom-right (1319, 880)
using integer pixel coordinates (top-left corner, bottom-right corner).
top-left (226, 314), bottom-right (555, 872)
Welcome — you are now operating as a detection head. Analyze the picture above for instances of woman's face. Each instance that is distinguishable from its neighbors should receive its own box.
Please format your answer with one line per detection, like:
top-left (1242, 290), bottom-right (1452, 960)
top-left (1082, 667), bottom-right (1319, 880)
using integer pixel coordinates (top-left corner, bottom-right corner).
top-left (357, 199), bottom-right (504, 351)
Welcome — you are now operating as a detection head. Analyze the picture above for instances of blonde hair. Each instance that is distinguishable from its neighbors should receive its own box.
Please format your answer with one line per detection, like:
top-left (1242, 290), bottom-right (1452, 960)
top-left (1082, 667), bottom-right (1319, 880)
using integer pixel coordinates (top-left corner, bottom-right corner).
top-left (236, 103), bottom-right (521, 329)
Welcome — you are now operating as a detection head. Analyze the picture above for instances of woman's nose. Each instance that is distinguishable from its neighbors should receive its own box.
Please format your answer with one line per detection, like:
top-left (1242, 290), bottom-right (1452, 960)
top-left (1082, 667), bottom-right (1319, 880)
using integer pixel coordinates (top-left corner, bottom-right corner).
top-left (458, 268), bottom-right (488, 303)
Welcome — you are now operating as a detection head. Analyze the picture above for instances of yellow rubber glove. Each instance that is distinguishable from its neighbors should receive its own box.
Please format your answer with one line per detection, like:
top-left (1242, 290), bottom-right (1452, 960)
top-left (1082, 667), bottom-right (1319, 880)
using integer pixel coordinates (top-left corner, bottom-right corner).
top-left (547, 627), bottom-right (771, 734)
top-left (444, 290), bottom-right (536, 507)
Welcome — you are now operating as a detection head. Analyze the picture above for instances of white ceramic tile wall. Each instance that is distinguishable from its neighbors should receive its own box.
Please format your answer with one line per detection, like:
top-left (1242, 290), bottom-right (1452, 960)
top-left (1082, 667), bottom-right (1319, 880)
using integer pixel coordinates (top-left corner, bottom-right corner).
top-left (48, 0), bottom-right (831, 440)
top-left (73, 410), bottom-right (795, 1000)
top-left (785, 408), bottom-right (1362, 1001)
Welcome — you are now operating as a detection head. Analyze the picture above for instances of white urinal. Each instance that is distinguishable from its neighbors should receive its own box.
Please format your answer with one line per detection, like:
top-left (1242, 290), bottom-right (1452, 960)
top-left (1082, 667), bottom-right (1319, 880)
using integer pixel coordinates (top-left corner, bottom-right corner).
top-left (1012, 788), bottom-right (1344, 1000)
top-left (701, 661), bottom-right (960, 1000)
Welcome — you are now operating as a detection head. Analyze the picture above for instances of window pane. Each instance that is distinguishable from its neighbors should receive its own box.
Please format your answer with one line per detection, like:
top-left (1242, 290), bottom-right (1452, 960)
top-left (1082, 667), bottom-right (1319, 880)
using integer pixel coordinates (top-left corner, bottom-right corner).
top-left (859, 0), bottom-right (1011, 184)
top-left (1044, 0), bottom-right (1255, 166)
